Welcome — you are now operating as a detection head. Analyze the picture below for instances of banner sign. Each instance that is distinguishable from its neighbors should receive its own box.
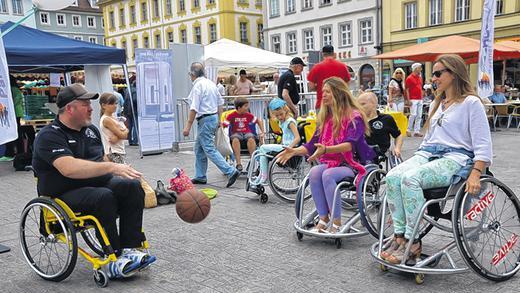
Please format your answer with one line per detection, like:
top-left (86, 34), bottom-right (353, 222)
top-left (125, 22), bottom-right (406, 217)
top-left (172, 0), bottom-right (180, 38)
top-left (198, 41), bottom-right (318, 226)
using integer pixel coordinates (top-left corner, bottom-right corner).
top-left (477, 0), bottom-right (496, 98)
top-left (135, 49), bottom-right (175, 154)
top-left (0, 35), bottom-right (17, 145)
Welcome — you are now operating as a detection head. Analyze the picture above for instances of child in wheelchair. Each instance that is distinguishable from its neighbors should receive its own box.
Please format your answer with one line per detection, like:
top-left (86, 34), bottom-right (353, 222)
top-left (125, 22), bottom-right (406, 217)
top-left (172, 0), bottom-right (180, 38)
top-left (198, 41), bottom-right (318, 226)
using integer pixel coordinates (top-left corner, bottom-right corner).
top-left (250, 98), bottom-right (300, 187)
top-left (381, 54), bottom-right (493, 265)
top-left (222, 97), bottom-right (265, 172)
top-left (277, 77), bottom-right (375, 233)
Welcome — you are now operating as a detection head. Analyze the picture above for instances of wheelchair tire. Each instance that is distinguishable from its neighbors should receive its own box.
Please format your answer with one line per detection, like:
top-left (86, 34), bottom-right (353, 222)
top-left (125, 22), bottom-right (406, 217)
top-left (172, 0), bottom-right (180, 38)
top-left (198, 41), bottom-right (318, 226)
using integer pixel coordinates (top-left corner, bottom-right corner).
top-left (81, 228), bottom-right (105, 257)
top-left (19, 197), bottom-right (78, 282)
top-left (269, 156), bottom-right (311, 202)
top-left (453, 176), bottom-right (520, 282)
top-left (357, 169), bottom-right (388, 238)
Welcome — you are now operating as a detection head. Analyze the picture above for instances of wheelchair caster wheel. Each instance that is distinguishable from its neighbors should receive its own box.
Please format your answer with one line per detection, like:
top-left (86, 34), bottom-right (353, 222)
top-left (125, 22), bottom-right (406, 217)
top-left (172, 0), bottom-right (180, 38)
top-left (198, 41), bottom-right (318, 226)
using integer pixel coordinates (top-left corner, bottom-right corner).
top-left (415, 273), bottom-right (425, 285)
top-left (379, 264), bottom-right (388, 272)
top-left (94, 270), bottom-right (108, 288)
top-left (296, 232), bottom-right (303, 241)
top-left (260, 194), bottom-right (268, 204)
top-left (335, 238), bottom-right (342, 249)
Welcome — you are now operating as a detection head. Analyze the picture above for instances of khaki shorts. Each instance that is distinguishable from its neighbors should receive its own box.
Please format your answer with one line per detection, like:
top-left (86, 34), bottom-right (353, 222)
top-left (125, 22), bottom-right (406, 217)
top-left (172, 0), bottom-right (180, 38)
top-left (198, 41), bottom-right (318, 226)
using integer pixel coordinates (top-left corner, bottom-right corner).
top-left (230, 132), bottom-right (255, 141)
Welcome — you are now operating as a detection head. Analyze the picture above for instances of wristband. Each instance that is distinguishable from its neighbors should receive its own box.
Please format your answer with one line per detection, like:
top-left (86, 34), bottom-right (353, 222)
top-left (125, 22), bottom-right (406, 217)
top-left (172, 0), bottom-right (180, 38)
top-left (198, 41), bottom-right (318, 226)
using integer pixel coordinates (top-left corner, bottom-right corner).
top-left (472, 167), bottom-right (482, 173)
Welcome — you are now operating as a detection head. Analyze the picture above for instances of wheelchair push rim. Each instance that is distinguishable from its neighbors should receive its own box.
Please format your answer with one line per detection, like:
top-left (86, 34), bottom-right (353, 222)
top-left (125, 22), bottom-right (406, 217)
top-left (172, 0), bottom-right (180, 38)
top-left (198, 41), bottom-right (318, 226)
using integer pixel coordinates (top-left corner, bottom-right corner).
top-left (357, 168), bottom-right (390, 239)
top-left (19, 197), bottom-right (78, 282)
top-left (453, 176), bottom-right (520, 282)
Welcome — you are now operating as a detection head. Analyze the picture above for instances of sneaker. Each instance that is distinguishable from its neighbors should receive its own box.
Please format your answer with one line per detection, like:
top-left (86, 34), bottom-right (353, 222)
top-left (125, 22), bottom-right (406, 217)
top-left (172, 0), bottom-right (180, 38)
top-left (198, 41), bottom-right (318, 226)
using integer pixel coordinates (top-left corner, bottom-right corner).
top-left (104, 256), bottom-right (141, 279)
top-left (122, 248), bottom-right (157, 271)
top-left (0, 156), bottom-right (14, 162)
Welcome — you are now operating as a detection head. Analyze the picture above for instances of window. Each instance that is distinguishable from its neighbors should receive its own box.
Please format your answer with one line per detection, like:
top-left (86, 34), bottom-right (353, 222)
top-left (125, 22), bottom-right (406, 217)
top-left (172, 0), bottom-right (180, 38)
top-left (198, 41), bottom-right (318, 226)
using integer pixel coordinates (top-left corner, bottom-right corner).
top-left (141, 2), bottom-right (148, 21)
top-left (455, 0), bottom-right (470, 22)
top-left (496, 0), bottom-right (504, 15)
top-left (180, 29), bottom-right (187, 43)
top-left (320, 0), bottom-right (331, 6)
top-left (72, 15), bottom-right (81, 27)
top-left (240, 22), bottom-right (248, 43)
top-left (144, 36), bottom-right (149, 48)
top-left (89, 37), bottom-right (97, 43)
top-left (40, 12), bottom-right (51, 25)
top-left (255, 0), bottom-right (262, 6)
top-left (209, 23), bottom-right (217, 43)
top-left (405, 2), bottom-right (417, 29)
top-left (56, 14), bottom-right (66, 26)
top-left (286, 0), bottom-right (295, 13)
top-left (359, 19), bottom-right (373, 44)
top-left (109, 11), bottom-right (115, 28)
top-left (270, 0), bottom-right (280, 17)
top-left (12, 0), bottom-right (23, 15)
top-left (302, 0), bottom-right (312, 9)
top-left (193, 0), bottom-right (200, 8)
top-left (119, 8), bottom-right (125, 26)
top-left (257, 23), bottom-right (264, 46)
top-left (321, 26), bottom-right (332, 47)
top-left (87, 16), bottom-right (96, 28)
top-left (130, 5), bottom-right (136, 23)
top-left (271, 35), bottom-right (281, 53)
top-left (74, 36), bottom-right (83, 41)
top-left (121, 39), bottom-right (127, 54)
top-left (71, 1), bottom-right (78, 6)
top-left (208, 0), bottom-right (215, 4)
top-left (101, 17), bottom-right (104, 28)
top-left (165, 0), bottom-right (172, 15)
top-left (287, 32), bottom-right (297, 54)
top-left (132, 38), bottom-right (138, 58)
top-left (153, 0), bottom-right (159, 18)
top-left (429, 0), bottom-right (442, 25)
top-left (194, 26), bottom-right (201, 44)
top-left (179, 0), bottom-right (185, 11)
top-left (0, 0), bottom-right (7, 13)
top-left (168, 31), bottom-right (174, 43)
top-left (155, 34), bottom-right (161, 48)
top-left (339, 22), bottom-right (351, 47)
top-left (303, 29), bottom-right (314, 51)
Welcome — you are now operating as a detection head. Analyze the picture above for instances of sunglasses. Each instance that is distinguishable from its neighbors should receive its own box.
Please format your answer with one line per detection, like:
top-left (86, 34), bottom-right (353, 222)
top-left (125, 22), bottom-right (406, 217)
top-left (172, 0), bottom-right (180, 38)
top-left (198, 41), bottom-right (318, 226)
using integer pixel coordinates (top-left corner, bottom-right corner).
top-left (432, 69), bottom-right (449, 78)
top-left (395, 72), bottom-right (402, 75)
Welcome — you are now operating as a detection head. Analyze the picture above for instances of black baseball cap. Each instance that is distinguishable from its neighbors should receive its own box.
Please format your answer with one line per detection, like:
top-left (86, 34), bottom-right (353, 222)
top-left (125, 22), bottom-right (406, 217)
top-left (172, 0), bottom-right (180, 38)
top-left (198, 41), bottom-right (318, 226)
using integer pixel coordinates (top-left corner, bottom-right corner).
top-left (322, 45), bottom-right (334, 53)
top-left (290, 57), bottom-right (306, 66)
top-left (57, 83), bottom-right (99, 108)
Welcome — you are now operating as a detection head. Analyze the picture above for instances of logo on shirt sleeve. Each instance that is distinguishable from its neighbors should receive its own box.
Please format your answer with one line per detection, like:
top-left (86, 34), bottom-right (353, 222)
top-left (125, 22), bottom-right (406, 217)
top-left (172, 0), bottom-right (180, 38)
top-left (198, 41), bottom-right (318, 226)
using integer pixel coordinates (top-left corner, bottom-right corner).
top-left (85, 128), bottom-right (98, 139)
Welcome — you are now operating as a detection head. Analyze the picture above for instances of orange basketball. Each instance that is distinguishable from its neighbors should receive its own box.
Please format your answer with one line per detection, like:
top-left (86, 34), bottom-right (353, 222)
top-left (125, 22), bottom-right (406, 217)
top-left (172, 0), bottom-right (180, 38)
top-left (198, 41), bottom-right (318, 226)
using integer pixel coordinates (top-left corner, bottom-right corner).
top-left (175, 188), bottom-right (211, 224)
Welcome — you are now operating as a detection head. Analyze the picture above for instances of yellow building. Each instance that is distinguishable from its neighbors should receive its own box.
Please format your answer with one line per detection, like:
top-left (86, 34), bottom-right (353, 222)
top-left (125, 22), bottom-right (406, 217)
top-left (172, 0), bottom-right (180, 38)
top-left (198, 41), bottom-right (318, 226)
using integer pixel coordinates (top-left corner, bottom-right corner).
top-left (382, 0), bottom-right (520, 83)
top-left (98, 0), bottom-right (264, 67)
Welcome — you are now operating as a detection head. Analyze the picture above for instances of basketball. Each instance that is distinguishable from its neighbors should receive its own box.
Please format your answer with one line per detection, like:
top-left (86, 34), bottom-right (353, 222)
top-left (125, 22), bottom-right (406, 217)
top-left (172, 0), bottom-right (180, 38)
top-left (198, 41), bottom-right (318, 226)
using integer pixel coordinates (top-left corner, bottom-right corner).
top-left (175, 188), bottom-right (211, 224)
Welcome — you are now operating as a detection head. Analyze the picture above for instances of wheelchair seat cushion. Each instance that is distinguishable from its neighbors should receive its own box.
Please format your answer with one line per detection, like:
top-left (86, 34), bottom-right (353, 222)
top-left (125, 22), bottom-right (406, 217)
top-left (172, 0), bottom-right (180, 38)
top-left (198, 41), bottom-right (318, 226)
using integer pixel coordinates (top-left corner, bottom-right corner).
top-left (423, 187), bottom-right (450, 199)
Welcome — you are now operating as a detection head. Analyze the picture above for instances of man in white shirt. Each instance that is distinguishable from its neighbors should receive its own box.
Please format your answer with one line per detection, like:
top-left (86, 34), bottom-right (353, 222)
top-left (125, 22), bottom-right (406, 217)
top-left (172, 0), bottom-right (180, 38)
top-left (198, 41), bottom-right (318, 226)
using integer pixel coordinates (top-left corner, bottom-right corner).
top-left (216, 79), bottom-right (226, 96)
top-left (267, 73), bottom-right (279, 95)
top-left (183, 62), bottom-right (240, 187)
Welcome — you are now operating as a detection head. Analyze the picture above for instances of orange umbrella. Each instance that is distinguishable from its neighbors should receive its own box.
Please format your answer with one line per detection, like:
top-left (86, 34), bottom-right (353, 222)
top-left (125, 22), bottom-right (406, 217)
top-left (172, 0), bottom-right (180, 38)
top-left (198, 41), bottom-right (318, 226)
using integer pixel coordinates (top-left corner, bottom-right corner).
top-left (373, 35), bottom-right (520, 63)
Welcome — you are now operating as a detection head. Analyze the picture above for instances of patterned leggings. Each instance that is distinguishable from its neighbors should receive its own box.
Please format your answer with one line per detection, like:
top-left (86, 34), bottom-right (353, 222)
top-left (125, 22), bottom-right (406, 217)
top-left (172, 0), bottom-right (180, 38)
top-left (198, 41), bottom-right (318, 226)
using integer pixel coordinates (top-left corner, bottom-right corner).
top-left (386, 155), bottom-right (462, 240)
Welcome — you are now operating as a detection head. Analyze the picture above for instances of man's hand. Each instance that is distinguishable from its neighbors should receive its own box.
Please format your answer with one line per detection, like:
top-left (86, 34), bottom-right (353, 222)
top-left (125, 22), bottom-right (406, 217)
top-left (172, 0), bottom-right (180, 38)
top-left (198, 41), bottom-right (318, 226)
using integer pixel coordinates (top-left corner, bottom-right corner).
top-left (465, 171), bottom-right (482, 196)
top-left (112, 163), bottom-right (142, 180)
top-left (183, 125), bottom-right (191, 137)
top-left (308, 143), bottom-right (326, 163)
top-left (291, 106), bottom-right (299, 118)
top-left (392, 147), bottom-right (401, 158)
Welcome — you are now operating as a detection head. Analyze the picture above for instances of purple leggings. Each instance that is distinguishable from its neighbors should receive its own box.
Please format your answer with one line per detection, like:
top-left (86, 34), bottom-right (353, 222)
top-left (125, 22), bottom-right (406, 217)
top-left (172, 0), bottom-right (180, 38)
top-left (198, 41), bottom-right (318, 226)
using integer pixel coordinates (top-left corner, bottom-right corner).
top-left (309, 164), bottom-right (355, 219)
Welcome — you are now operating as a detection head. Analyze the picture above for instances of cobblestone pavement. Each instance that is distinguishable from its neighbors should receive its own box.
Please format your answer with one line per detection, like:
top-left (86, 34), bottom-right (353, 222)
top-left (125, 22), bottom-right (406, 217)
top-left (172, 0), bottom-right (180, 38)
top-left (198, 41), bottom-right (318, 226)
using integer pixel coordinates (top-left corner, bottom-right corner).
top-left (0, 130), bottom-right (519, 292)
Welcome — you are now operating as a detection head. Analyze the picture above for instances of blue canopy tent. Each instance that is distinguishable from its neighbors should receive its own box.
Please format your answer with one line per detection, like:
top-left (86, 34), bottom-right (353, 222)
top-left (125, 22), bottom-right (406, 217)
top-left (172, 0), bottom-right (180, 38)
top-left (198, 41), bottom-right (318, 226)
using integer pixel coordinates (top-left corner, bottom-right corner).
top-left (1, 21), bottom-right (126, 73)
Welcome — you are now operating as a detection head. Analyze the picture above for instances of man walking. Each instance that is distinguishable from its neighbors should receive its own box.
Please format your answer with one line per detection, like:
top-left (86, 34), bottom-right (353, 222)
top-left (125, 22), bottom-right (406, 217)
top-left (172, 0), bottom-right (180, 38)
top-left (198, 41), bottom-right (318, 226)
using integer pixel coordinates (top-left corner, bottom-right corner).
top-left (278, 57), bottom-right (306, 117)
top-left (183, 62), bottom-right (240, 188)
top-left (307, 45), bottom-right (351, 111)
top-left (405, 63), bottom-right (424, 137)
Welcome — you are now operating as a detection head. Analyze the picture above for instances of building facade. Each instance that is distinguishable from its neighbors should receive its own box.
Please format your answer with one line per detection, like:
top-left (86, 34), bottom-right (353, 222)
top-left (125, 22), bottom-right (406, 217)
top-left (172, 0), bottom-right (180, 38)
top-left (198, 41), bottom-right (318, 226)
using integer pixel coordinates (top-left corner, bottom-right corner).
top-left (263, 0), bottom-right (381, 90)
top-left (0, 0), bottom-right (37, 28)
top-left (35, 0), bottom-right (105, 45)
top-left (98, 0), bottom-right (264, 67)
top-left (382, 0), bottom-right (520, 83)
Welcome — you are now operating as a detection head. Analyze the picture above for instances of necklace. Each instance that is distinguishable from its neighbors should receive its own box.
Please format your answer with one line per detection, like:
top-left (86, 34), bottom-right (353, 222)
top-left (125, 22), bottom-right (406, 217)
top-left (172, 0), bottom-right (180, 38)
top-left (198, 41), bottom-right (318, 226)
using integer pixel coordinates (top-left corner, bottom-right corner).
top-left (441, 98), bottom-right (455, 111)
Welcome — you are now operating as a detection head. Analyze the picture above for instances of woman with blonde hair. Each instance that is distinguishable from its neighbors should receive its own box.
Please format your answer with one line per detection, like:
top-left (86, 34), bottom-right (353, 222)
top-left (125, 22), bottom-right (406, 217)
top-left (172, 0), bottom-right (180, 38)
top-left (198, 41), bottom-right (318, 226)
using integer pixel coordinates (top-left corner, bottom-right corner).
top-left (277, 77), bottom-right (375, 233)
top-left (226, 74), bottom-right (238, 96)
top-left (381, 54), bottom-right (492, 264)
top-left (388, 67), bottom-right (407, 112)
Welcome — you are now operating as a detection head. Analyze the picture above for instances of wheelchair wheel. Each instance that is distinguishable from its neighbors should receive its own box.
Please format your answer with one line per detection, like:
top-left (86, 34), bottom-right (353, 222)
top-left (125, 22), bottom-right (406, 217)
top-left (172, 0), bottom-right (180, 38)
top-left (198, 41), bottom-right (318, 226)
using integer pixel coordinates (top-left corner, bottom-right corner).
top-left (358, 169), bottom-right (388, 238)
top-left (269, 156), bottom-right (311, 202)
top-left (453, 177), bottom-right (520, 282)
top-left (19, 197), bottom-right (78, 282)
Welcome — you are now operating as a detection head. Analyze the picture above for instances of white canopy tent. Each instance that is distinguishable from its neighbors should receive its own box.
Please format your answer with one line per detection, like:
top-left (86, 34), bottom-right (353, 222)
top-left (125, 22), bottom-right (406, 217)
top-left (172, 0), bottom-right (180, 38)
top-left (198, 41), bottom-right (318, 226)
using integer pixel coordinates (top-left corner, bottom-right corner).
top-left (204, 38), bottom-right (293, 82)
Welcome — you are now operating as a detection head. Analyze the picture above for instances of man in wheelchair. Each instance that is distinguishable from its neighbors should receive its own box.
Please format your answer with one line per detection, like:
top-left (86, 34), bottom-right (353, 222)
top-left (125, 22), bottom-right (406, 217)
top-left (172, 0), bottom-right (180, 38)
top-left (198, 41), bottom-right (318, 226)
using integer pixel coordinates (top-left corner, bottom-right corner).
top-left (32, 84), bottom-right (155, 278)
top-left (357, 92), bottom-right (403, 163)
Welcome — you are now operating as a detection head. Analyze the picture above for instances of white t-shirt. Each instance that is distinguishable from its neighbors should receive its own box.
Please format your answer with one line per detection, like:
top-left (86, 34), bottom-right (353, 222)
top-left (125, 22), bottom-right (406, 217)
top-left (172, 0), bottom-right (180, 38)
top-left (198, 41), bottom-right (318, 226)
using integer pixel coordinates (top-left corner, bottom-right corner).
top-left (188, 77), bottom-right (224, 118)
top-left (417, 95), bottom-right (492, 166)
top-left (100, 115), bottom-right (126, 155)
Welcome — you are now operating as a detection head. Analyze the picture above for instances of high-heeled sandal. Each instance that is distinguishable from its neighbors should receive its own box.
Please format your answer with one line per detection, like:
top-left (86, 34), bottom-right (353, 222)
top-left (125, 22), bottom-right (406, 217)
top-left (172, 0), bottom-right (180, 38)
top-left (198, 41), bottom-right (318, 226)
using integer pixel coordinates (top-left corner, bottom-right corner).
top-left (329, 223), bottom-right (341, 234)
top-left (381, 234), bottom-right (404, 260)
top-left (311, 219), bottom-right (329, 233)
top-left (386, 239), bottom-right (422, 265)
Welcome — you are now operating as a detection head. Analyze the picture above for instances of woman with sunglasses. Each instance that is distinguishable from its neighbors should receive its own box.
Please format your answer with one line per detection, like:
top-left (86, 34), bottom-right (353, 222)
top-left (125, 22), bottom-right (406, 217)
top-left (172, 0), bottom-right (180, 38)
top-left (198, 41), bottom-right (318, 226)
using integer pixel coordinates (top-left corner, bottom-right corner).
top-left (388, 68), bottom-right (407, 112)
top-left (381, 54), bottom-right (492, 264)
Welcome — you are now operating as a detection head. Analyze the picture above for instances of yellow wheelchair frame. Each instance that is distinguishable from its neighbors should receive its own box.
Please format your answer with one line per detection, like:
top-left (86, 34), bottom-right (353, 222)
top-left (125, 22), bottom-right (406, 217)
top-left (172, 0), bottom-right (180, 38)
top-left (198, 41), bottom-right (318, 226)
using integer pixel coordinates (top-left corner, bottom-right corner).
top-left (20, 194), bottom-right (149, 288)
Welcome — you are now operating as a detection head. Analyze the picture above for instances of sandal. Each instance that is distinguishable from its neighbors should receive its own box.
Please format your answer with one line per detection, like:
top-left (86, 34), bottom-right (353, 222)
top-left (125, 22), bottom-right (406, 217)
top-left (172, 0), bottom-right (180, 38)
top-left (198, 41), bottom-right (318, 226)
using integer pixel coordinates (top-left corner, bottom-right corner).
top-left (329, 223), bottom-right (341, 234)
top-left (380, 234), bottom-right (404, 260)
top-left (386, 240), bottom-right (422, 265)
top-left (311, 219), bottom-right (329, 233)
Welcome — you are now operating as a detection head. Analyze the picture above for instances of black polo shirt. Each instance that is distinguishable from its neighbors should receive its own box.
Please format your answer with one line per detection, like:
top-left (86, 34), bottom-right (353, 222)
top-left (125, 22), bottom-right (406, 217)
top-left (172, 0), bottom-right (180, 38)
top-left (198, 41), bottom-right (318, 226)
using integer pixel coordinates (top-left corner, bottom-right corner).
top-left (278, 69), bottom-right (300, 105)
top-left (32, 118), bottom-right (112, 197)
top-left (365, 112), bottom-right (401, 154)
